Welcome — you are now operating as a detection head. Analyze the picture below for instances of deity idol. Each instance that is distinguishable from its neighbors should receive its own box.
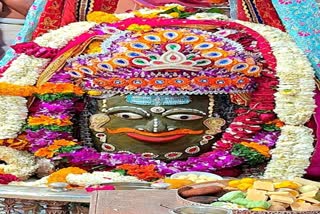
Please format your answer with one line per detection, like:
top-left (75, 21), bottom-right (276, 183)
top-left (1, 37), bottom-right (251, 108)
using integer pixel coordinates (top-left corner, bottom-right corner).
top-left (65, 25), bottom-right (261, 161)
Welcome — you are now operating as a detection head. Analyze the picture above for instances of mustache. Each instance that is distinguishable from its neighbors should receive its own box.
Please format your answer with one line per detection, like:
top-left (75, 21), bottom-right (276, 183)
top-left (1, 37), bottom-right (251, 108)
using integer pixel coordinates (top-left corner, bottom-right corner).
top-left (106, 128), bottom-right (203, 137)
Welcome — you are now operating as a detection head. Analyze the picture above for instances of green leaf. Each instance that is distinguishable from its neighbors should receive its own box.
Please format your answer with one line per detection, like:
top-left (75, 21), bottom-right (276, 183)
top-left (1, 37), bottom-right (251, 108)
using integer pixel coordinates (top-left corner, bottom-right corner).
top-left (58, 145), bottom-right (83, 153)
top-left (112, 169), bottom-right (127, 176)
top-left (24, 125), bottom-right (73, 132)
top-left (232, 144), bottom-right (267, 166)
top-left (205, 7), bottom-right (223, 14)
top-left (158, 7), bottom-right (180, 15)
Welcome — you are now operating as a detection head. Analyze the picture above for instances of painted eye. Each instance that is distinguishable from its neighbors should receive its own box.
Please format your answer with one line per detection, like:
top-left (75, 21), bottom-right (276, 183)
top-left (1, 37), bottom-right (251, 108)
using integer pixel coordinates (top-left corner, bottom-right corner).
top-left (113, 112), bottom-right (143, 119)
top-left (166, 114), bottom-right (203, 121)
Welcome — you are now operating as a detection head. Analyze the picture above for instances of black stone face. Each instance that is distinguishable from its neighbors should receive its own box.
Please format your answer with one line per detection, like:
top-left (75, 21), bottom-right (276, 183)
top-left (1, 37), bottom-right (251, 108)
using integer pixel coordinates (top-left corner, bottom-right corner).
top-left (86, 94), bottom-right (238, 160)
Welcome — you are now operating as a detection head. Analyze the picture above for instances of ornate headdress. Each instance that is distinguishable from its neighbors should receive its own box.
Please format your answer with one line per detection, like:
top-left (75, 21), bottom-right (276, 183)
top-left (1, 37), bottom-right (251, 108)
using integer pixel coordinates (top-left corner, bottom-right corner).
top-left (66, 26), bottom-right (262, 95)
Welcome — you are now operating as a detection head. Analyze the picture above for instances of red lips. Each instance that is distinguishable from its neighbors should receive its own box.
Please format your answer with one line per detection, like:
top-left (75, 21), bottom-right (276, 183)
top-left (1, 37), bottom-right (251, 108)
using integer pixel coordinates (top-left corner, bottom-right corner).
top-left (127, 133), bottom-right (185, 143)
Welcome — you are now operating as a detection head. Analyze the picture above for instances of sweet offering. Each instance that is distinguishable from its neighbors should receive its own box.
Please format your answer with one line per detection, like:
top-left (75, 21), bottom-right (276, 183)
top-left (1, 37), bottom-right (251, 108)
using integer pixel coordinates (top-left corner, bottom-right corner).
top-left (178, 178), bottom-right (320, 212)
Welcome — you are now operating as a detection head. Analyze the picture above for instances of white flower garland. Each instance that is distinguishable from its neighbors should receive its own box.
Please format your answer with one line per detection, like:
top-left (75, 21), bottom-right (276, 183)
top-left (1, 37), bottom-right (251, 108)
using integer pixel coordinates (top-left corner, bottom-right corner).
top-left (0, 146), bottom-right (38, 180)
top-left (187, 12), bottom-right (229, 20)
top-left (0, 22), bottom-right (96, 139)
top-left (236, 21), bottom-right (315, 179)
top-left (0, 96), bottom-right (28, 139)
top-left (66, 171), bottom-right (142, 186)
top-left (263, 126), bottom-right (314, 179)
top-left (0, 54), bottom-right (49, 86)
top-left (34, 22), bottom-right (96, 49)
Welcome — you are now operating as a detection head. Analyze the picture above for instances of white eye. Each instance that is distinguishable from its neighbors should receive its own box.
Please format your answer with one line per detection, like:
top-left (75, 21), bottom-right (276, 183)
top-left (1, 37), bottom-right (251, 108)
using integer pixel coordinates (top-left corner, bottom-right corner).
top-left (166, 114), bottom-right (203, 121)
top-left (114, 112), bottom-right (143, 119)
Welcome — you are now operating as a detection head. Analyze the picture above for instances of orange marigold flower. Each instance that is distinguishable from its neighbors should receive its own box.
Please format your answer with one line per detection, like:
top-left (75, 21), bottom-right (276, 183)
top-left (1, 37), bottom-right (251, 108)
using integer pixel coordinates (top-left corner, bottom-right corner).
top-left (53, 140), bottom-right (77, 147)
top-left (0, 83), bottom-right (36, 97)
top-left (35, 148), bottom-right (55, 158)
top-left (28, 115), bottom-right (72, 126)
top-left (47, 167), bottom-right (87, 184)
top-left (117, 164), bottom-right (163, 181)
top-left (240, 142), bottom-right (270, 158)
top-left (47, 144), bottom-right (62, 151)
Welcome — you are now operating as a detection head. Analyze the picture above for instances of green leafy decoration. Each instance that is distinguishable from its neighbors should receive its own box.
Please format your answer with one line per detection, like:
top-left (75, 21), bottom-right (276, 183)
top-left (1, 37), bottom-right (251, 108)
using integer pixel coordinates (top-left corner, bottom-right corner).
top-left (24, 125), bottom-right (73, 132)
top-left (232, 144), bottom-right (267, 166)
top-left (58, 145), bottom-right (83, 153)
top-left (262, 124), bottom-right (280, 132)
top-left (35, 93), bottom-right (80, 101)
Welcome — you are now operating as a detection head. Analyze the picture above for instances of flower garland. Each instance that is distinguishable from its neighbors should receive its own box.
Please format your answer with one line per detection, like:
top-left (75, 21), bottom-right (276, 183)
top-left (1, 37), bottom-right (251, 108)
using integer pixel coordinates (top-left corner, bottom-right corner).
top-left (34, 22), bottom-right (96, 49)
top-left (0, 97), bottom-right (28, 139)
top-left (0, 5), bottom-right (316, 181)
top-left (47, 167), bottom-right (87, 184)
top-left (0, 146), bottom-right (38, 180)
top-left (116, 164), bottom-right (163, 181)
top-left (66, 171), bottom-right (142, 186)
top-left (35, 140), bottom-right (77, 158)
top-left (86, 3), bottom-right (226, 23)
top-left (0, 134), bottom-right (29, 151)
top-left (0, 54), bottom-right (49, 86)
top-left (236, 21), bottom-right (316, 179)
top-left (264, 126), bottom-right (314, 179)
top-left (0, 174), bottom-right (20, 184)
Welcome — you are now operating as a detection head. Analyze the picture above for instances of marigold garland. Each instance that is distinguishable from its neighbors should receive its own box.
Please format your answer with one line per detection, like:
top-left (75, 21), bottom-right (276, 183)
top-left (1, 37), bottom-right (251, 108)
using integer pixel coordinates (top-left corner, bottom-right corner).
top-left (28, 115), bottom-right (72, 126)
top-left (35, 140), bottom-right (77, 158)
top-left (86, 12), bottom-right (119, 23)
top-left (0, 82), bottom-right (83, 97)
top-left (37, 83), bottom-right (83, 96)
top-left (116, 164), bottom-right (163, 181)
top-left (126, 24), bottom-right (152, 32)
top-left (0, 83), bottom-right (36, 96)
top-left (84, 41), bottom-right (103, 54)
top-left (47, 167), bottom-right (87, 184)
top-left (240, 142), bottom-right (270, 158)
top-left (0, 135), bottom-right (29, 151)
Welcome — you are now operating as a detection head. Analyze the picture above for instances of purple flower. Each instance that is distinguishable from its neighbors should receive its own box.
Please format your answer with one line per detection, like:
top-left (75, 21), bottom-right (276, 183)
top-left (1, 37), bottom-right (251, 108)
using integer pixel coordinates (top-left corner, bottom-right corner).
top-left (252, 131), bottom-right (280, 148)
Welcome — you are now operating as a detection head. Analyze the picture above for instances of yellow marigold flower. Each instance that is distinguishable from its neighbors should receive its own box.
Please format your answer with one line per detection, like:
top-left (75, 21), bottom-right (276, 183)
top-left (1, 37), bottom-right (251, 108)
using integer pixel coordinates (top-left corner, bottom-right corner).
top-left (87, 90), bottom-right (102, 96)
top-left (86, 11), bottom-right (119, 23)
top-left (133, 11), bottom-right (158, 19)
top-left (169, 12), bottom-right (180, 18)
top-left (85, 41), bottom-right (102, 54)
top-left (127, 24), bottom-right (152, 32)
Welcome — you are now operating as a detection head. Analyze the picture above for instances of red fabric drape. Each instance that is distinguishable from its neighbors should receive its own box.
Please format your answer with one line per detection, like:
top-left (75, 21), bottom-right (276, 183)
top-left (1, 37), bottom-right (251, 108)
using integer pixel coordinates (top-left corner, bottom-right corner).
top-left (236, 0), bottom-right (285, 31)
top-left (31, 0), bottom-right (65, 39)
top-left (32, 0), bottom-right (119, 39)
top-left (61, 0), bottom-right (77, 26)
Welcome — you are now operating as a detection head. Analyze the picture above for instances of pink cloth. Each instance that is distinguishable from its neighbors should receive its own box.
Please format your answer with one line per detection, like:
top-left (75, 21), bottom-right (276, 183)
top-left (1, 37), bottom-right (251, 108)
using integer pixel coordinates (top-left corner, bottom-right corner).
top-left (133, 0), bottom-right (211, 8)
top-left (306, 89), bottom-right (320, 180)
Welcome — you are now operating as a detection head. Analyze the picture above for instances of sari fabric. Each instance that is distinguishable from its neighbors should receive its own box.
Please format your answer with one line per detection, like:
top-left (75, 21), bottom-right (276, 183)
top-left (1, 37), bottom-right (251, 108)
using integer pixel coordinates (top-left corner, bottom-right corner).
top-left (31, 0), bottom-right (65, 39)
top-left (236, 0), bottom-right (285, 31)
top-left (0, 0), bottom-right (46, 67)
